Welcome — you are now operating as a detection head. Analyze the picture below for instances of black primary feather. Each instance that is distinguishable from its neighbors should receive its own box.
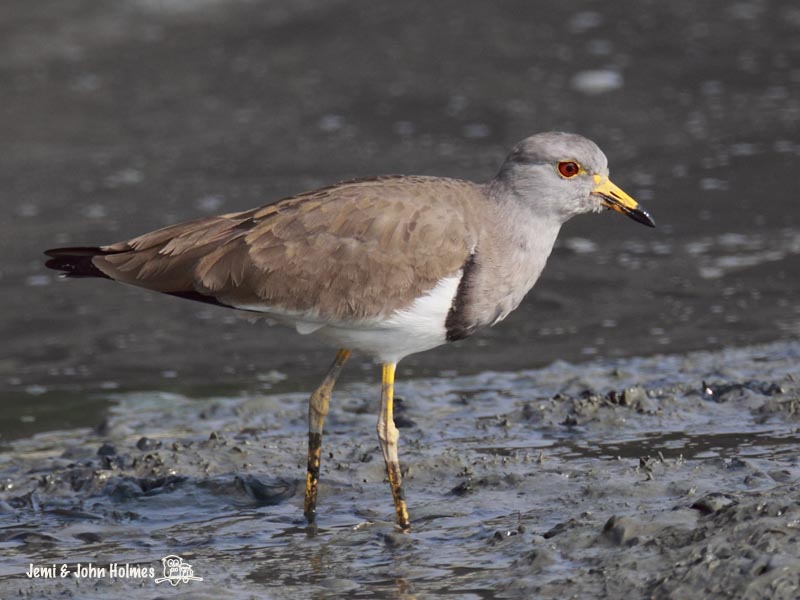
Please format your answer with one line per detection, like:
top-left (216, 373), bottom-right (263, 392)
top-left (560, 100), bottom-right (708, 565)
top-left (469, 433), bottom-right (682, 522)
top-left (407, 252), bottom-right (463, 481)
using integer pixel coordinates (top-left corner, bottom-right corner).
top-left (44, 247), bottom-right (112, 279)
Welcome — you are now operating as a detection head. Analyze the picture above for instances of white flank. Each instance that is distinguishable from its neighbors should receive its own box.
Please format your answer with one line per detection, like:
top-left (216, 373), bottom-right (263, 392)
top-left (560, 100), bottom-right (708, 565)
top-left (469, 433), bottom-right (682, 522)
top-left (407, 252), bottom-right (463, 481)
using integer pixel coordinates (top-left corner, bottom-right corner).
top-left (295, 321), bottom-right (325, 335)
top-left (320, 270), bottom-right (462, 363)
top-left (232, 270), bottom-right (464, 363)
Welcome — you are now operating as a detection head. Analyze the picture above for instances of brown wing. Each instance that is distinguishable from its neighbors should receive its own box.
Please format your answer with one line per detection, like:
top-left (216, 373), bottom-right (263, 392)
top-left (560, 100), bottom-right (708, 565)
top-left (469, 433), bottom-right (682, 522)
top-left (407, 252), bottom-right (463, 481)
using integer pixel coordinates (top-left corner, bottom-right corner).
top-left (92, 176), bottom-right (485, 321)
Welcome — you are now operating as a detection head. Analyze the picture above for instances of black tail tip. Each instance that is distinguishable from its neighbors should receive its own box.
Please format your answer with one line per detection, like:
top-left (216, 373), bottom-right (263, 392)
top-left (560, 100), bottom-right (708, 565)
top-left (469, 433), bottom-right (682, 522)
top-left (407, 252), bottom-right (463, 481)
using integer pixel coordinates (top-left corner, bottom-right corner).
top-left (44, 247), bottom-right (109, 279)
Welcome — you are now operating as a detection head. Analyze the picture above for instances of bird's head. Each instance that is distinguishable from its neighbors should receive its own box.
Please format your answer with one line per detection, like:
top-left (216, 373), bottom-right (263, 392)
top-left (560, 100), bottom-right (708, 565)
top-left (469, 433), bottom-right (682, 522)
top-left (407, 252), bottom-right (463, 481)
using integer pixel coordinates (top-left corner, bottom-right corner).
top-left (495, 132), bottom-right (655, 228)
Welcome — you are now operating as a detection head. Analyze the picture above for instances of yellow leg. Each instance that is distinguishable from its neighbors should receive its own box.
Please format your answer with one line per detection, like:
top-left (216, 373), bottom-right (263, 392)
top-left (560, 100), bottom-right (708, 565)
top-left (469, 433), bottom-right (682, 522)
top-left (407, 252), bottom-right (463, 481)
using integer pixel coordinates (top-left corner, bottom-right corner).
top-left (377, 362), bottom-right (411, 530)
top-left (304, 348), bottom-right (350, 524)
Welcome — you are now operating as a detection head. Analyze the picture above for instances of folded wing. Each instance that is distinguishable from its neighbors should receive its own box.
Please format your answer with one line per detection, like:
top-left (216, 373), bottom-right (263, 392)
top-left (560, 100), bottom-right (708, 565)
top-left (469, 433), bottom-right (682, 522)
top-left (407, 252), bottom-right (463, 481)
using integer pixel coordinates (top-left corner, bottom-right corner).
top-left (47, 176), bottom-right (484, 322)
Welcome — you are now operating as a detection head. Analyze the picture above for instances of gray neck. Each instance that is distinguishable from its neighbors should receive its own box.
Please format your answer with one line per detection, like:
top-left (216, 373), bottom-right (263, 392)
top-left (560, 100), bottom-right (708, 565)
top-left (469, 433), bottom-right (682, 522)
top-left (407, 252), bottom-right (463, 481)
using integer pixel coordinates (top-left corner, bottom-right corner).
top-left (466, 181), bottom-right (562, 329)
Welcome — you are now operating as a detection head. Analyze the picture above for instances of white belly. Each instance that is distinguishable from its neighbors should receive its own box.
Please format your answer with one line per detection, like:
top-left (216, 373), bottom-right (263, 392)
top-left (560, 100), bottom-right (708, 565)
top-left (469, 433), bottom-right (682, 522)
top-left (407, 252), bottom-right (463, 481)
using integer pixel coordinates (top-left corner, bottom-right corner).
top-left (316, 271), bottom-right (461, 363)
top-left (234, 271), bottom-right (463, 364)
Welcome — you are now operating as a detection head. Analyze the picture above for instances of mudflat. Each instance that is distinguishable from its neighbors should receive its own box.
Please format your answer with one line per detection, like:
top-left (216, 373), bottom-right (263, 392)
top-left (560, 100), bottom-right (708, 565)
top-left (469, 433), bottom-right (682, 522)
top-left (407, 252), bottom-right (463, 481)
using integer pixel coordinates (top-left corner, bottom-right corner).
top-left (2, 342), bottom-right (799, 597)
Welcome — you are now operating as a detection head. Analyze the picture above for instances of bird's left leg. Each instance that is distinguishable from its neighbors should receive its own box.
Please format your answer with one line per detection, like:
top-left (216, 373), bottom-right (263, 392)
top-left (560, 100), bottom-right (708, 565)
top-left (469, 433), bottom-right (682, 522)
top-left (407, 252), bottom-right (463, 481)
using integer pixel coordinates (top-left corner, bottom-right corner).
top-left (377, 362), bottom-right (411, 530)
top-left (303, 348), bottom-right (351, 524)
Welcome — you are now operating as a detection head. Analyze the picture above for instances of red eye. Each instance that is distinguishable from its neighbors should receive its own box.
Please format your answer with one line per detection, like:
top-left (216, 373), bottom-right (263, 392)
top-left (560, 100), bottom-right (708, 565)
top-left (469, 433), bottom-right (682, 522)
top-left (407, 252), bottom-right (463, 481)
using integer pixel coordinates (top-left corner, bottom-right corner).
top-left (557, 161), bottom-right (581, 178)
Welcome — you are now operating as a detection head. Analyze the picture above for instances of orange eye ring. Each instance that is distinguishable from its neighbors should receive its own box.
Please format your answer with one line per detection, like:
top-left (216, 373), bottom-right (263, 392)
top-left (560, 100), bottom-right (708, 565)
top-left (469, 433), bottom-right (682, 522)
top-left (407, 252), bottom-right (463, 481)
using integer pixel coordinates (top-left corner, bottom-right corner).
top-left (557, 161), bottom-right (581, 178)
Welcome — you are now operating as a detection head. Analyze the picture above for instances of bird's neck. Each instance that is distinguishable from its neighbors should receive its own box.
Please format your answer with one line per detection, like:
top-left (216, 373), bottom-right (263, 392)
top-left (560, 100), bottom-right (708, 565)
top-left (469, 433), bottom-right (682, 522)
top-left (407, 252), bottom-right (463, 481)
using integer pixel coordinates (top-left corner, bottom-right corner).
top-left (485, 177), bottom-right (563, 256)
top-left (464, 182), bottom-right (562, 329)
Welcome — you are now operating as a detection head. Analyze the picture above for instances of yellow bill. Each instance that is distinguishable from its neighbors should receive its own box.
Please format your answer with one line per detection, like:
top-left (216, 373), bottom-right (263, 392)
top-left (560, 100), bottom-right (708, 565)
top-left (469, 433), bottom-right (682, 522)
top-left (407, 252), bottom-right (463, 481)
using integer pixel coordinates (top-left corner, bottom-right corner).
top-left (592, 174), bottom-right (655, 228)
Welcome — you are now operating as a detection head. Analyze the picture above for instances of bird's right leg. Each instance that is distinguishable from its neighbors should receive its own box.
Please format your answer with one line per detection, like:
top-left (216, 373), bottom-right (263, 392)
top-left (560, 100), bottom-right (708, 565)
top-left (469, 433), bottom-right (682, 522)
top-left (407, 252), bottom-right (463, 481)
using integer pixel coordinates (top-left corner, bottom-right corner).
top-left (303, 348), bottom-right (351, 524)
top-left (377, 362), bottom-right (411, 530)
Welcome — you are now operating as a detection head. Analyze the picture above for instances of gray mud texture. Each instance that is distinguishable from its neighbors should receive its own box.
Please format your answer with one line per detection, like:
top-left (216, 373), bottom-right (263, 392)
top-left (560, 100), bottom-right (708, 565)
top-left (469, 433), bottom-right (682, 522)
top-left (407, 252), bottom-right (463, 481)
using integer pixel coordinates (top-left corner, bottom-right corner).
top-left (2, 341), bottom-right (799, 599)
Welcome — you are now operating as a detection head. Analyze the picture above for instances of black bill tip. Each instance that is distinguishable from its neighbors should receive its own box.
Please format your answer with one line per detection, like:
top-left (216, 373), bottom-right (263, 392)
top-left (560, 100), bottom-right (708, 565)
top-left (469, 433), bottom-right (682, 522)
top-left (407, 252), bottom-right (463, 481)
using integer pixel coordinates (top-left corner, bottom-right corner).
top-left (627, 206), bottom-right (656, 228)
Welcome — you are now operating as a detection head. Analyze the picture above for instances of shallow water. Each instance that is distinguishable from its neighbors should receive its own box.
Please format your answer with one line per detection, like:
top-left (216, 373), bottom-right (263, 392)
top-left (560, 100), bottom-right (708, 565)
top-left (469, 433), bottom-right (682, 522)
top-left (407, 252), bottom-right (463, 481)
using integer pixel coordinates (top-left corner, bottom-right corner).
top-left (2, 341), bottom-right (798, 598)
top-left (2, 0), bottom-right (799, 417)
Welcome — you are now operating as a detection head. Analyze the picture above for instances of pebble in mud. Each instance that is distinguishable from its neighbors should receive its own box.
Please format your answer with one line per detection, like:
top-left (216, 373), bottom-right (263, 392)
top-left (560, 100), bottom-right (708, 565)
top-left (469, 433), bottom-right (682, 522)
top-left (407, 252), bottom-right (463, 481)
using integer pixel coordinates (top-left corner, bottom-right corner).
top-left (601, 515), bottom-right (643, 546)
top-left (511, 547), bottom-right (557, 571)
top-left (135, 436), bottom-right (161, 451)
top-left (232, 475), bottom-right (297, 506)
top-left (96, 443), bottom-right (116, 456)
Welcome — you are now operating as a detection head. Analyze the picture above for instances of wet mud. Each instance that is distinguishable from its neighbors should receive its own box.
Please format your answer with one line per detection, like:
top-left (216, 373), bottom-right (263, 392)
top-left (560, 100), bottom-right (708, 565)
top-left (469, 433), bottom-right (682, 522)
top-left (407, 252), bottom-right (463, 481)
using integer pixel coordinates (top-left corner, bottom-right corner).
top-left (1, 341), bottom-right (799, 598)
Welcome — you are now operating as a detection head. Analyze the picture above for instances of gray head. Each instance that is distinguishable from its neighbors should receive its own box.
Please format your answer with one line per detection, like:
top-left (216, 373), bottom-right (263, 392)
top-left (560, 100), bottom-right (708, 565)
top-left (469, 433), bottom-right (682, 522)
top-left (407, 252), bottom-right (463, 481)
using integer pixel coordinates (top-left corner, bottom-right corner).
top-left (494, 132), bottom-right (654, 227)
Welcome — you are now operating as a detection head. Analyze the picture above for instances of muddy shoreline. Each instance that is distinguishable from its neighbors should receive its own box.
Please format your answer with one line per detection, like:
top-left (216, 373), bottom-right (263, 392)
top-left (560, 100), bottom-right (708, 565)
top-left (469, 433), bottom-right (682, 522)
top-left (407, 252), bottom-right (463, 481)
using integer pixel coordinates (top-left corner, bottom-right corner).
top-left (1, 341), bottom-right (799, 598)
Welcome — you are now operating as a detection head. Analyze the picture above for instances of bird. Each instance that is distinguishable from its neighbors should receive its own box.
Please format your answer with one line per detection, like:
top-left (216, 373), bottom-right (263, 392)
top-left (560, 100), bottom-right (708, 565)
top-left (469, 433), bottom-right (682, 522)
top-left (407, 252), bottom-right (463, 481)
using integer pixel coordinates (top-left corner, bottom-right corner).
top-left (44, 131), bottom-right (655, 530)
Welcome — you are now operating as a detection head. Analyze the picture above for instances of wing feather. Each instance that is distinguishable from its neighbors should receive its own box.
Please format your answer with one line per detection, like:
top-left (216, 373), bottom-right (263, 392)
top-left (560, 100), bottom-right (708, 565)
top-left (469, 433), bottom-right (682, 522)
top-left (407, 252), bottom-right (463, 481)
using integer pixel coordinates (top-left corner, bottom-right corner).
top-left (92, 176), bottom-right (486, 320)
